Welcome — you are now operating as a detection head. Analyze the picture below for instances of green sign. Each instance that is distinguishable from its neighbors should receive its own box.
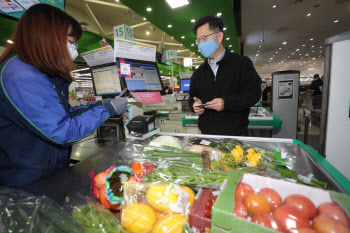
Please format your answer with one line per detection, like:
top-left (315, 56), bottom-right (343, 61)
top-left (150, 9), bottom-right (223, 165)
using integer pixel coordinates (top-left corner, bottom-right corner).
top-left (0, 0), bottom-right (65, 20)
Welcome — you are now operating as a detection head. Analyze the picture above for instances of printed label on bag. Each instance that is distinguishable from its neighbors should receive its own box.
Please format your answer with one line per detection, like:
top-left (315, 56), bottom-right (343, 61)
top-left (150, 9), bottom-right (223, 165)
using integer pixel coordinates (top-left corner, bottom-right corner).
top-left (200, 140), bottom-right (211, 146)
top-left (161, 184), bottom-right (189, 214)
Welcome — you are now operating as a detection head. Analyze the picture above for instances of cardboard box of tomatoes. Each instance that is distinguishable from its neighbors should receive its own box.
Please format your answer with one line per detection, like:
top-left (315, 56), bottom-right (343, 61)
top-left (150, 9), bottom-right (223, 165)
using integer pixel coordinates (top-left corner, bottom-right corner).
top-left (210, 170), bottom-right (350, 233)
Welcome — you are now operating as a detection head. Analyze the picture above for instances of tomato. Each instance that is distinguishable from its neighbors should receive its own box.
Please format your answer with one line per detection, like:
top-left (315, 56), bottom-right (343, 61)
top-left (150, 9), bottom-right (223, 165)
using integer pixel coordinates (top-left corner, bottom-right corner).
top-left (251, 213), bottom-right (284, 232)
top-left (317, 202), bottom-right (350, 227)
top-left (312, 215), bottom-right (350, 233)
top-left (258, 188), bottom-right (283, 211)
top-left (243, 193), bottom-right (271, 215)
top-left (235, 182), bottom-right (255, 202)
top-left (233, 201), bottom-right (248, 219)
top-left (289, 229), bottom-right (318, 233)
top-left (93, 171), bottom-right (109, 190)
top-left (273, 205), bottom-right (310, 233)
top-left (283, 194), bottom-right (316, 219)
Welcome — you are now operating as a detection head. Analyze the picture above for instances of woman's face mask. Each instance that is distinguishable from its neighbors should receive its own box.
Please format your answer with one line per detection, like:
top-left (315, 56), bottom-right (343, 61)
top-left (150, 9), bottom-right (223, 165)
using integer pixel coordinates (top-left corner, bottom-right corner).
top-left (198, 33), bottom-right (220, 58)
top-left (67, 42), bottom-right (78, 60)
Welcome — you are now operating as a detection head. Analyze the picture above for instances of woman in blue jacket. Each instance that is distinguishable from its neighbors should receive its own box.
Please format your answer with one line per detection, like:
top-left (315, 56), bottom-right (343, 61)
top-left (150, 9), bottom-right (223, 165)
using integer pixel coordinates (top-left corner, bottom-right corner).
top-left (0, 4), bottom-right (126, 187)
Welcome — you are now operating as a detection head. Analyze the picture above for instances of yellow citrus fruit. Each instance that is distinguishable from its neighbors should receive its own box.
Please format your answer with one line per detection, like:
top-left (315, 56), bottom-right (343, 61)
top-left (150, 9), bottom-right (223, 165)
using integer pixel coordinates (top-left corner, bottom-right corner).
top-left (152, 214), bottom-right (188, 233)
top-left (181, 186), bottom-right (195, 209)
top-left (122, 202), bottom-right (156, 233)
top-left (146, 184), bottom-right (178, 212)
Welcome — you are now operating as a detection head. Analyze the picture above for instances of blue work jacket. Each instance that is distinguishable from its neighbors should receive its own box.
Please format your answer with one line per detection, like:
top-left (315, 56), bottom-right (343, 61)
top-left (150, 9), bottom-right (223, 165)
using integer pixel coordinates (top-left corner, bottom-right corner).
top-left (0, 55), bottom-right (116, 187)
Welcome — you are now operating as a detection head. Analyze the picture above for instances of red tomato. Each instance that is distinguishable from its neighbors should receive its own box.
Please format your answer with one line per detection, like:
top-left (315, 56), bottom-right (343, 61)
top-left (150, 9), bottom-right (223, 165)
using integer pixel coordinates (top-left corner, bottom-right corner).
top-left (243, 193), bottom-right (271, 215)
top-left (312, 215), bottom-right (350, 233)
top-left (273, 205), bottom-right (310, 233)
top-left (317, 202), bottom-right (350, 227)
top-left (283, 194), bottom-right (316, 219)
top-left (258, 188), bottom-right (283, 211)
top-left (233, 201), bottom-right (248, 219)
top-left (235, 182), bottom-right (255, 202)
top-left (251, 213), bottom-right (284, 232)
top-left (289, 229), bottom-right (318, 233)
top-left (93, 172), bottom-right (109, 190)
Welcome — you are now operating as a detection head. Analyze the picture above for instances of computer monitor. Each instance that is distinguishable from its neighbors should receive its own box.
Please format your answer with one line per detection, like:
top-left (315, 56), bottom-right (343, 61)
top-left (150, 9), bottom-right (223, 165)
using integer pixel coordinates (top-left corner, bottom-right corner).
top-left (116, 58), bottom-right (164, 92)
top-left (91, 63), bottom-right (123, 97)
top-left (180, 79), bottom-right (191, 92)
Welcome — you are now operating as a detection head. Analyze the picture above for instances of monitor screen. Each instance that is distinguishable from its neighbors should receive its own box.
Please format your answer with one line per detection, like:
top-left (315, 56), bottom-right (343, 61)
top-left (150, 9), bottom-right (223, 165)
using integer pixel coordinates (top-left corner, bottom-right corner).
top-left (0, 1), bottom-right (65, 20)
top-left (91, 64), bottom-right (122, 96)
top-left (117, 58), bottom-right (163, 92)
top-left (180, 79), bottom-right (191, 92)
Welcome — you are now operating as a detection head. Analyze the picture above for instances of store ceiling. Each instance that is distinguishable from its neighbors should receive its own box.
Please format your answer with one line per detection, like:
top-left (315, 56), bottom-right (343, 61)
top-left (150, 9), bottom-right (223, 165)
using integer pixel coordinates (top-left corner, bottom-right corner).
top-left (242, 0), bottom-right (350, 79)
top-left (64, 0), bottom-right (239, 69)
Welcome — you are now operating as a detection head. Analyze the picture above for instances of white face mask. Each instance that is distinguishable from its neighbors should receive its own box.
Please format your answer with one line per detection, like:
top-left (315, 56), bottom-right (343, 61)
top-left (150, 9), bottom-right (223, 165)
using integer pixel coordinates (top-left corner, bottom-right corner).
top-left (67, 42), bottom-right (78, 60)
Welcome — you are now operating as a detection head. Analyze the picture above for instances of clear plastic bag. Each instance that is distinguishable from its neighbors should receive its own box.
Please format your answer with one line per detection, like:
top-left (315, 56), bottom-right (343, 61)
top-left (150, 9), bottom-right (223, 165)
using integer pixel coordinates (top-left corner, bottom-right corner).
top-left (64, 192), bottom-right (125, 233)
top-left (0, 187), bottom-right (85, 233)
top-left (120, 181), bottom-right (194, 233)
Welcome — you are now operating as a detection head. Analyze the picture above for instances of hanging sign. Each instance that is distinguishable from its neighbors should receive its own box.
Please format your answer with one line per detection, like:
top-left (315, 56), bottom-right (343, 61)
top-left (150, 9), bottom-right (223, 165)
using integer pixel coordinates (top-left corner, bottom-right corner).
top-left (165, 49), bottom-right (177, 62)
top-left (113, 24), bottom-right (134, 41)
top-left (183, 58), bottom-right (192, 67)
top-left (114, 38), bottom-right (156, 62)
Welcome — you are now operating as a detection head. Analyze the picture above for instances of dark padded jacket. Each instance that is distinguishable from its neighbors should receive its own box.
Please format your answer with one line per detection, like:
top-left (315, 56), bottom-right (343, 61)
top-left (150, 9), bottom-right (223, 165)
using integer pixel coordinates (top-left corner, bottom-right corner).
top-left (189, 49), bottom-right (262, 136)
top-left (0, 55), bottom-right (116, 187)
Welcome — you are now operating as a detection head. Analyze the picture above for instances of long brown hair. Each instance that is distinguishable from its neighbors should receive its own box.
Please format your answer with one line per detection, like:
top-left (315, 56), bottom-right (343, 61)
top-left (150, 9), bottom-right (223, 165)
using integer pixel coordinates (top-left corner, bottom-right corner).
top-left (0, 4), bottom-right (82, 80)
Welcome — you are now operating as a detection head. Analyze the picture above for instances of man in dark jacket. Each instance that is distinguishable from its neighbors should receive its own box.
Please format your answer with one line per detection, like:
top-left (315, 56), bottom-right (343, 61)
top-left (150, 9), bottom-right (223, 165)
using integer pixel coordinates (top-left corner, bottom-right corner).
top-left (309, 74), bottom-right (323, 96)
top-left (189, 15), bottom-right (262, 136)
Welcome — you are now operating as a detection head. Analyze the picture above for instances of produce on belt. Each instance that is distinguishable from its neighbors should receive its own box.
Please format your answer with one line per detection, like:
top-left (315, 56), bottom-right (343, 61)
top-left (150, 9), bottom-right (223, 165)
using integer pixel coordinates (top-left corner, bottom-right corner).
top-left (181, 186), bottom-right (195, 209)
top-left (317, 202), bottom-right (350, 227)
top-left (273, 205), bottom-right (310, 232)
top-left (152, 214), bottom-right (188, 233)
top-left (121, 202), bottom-right (156, 233)
top-left (235, 182), bottom-right (255, 202)
top-left (258, 188), bottom-right (283, 211)
top-left (149, 136), bottom-right (183, 149)
top-left (146, 184), bottom-right (191, 213)
top-left (312, 215), bottom-right (350, 233)
top-left (243, 193), bottom-right (271, 215)
top-left (233, 201), bottom-right (248, 219)
top-left (251, 213), bottom-right (283, 232)
top-left (283, 194), bottom-right (317, 220)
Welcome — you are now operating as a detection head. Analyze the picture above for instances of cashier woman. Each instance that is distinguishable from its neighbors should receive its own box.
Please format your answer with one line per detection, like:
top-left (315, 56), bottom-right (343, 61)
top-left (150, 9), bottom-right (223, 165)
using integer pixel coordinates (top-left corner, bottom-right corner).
top-left (0, 4), bottom-right (127, 187)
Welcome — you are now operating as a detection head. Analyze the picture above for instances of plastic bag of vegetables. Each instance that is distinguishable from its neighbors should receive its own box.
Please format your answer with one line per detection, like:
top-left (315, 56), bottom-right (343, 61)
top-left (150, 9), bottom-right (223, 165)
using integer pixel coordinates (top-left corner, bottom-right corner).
top-left (121, 181), bottom-right (195, 233)
top-left (64, 192), bottom-right (126, 233)
top-left (0, 187), bottom-right (85, 233)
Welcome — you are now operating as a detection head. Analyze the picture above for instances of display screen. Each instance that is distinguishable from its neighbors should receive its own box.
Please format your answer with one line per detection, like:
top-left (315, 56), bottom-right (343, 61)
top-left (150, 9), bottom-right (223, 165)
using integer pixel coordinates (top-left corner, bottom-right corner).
top-left (0, 0), bottom-right (65, 19)
top-left (91, 65), bottom-right (122, 96)
top-left (117, 59), bottom-right (163, 92)
top-left (180, 79), bottom-right (191, 92)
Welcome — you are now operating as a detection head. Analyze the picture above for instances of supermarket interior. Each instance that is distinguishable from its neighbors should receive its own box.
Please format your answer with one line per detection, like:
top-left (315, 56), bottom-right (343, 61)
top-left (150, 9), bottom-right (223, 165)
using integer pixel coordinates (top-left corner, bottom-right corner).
top-left (1, 0), bottom-right (350, 232)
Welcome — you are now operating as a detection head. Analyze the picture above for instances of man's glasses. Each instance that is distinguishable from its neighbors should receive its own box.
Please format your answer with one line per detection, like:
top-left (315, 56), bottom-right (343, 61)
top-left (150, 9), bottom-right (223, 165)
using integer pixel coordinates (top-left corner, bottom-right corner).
top-left (68, 39), bottom-right (79, 50)
top-left (195, 32), bottom-right (219, 45)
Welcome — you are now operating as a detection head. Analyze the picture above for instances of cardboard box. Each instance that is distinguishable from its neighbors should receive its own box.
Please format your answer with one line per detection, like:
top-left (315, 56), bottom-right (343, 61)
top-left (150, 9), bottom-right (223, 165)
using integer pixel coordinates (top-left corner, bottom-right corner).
top-left (211, 171), bottom-right (350, 233)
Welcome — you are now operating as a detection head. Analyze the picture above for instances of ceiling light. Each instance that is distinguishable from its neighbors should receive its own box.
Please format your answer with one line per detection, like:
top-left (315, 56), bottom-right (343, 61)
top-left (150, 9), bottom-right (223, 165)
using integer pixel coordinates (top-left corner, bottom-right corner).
top-left (307, 13), bottom-right (311, 16)
top-left (299, 53), bottom-right (301, 55)
top-left (217, 13), bottom-right (222, 17)
top-left (231, 50), bottom-right (234, 52)
top-left (273, 55), bottom-right (275, 57)
top-left (259, 45), bottom-right (261, 48)
top-left (279, 48), bottom-right (282, 50)
top-left (143, 17), bottom-right (147, 20)
top-left (319, 55), bottom-right (321, 57)
top-left (168, 25), bottom-right (172, 28)
top-left (257, 50), bottom-right (260, 52)
top-left (282, 41), bottom-right (287, 45)
top-left (191, 44), bottom-right (194, 46)
top-left (223, 27), bottom-right (227, 31)
top-left (296, 49), bottom-right (300, 51)
top-left (115, 0), bottom-right (119, 2)
top-left (292, 53), bottom-right (294, 55)
top-left (272, 5), bottom-right (276, 8)
top-left (256, 54), bottom-right (259, 56)
top-left (334, 20), bottom-right (339, 23)
top-left (320, 51), bottom-right (322, 53)
top-left (171, 37), bottom-right (173, 39)
top-left (191, 19), bottom-right (195, 23)
top-left (310, 38), bottom-right (314, 41)
top-left (313, 58), bottom-right (315, 60)
top-left (306, 54), bottom-right (309, 56)
top-left (270, 58), bottom-right (273, 60)
top-left (288, 56), bottom-right (290, 58)
top-left (312, 50), bottom-right (315, 52)
top-left (229, 45), bottom-right (232, 47)
top-left (7, 40), bottom-right (14, 44)
top-left (275, 52), bottom-right (278, 54)
top-left (146, 7), bottom-right (152, 12)
top-left (165, 0), bottom-right (190, 9)
top-left (311, 45), bottom-right (314, 47)
top-left (226, 38), bottom-right (230, 40)
top-left (181, 36), bottom-right (185, 39)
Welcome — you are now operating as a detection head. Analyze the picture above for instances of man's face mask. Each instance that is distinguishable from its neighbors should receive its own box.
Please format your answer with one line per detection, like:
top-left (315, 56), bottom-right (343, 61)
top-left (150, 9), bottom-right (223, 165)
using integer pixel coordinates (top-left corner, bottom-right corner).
top-left (198, 33), bottom-right (220, 58)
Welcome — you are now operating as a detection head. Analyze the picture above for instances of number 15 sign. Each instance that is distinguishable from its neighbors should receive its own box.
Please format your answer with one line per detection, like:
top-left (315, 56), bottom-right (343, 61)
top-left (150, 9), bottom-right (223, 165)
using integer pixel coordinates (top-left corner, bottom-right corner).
top-left (113, 24), bottom-right (134, 41)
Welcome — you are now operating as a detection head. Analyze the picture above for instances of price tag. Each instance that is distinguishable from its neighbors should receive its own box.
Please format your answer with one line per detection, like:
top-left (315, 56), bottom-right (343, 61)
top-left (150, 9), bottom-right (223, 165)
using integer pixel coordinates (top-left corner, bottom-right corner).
top-left (165, 49), bottom-right (177, 62)
top-left (113, 24), bottom-right (134, 41)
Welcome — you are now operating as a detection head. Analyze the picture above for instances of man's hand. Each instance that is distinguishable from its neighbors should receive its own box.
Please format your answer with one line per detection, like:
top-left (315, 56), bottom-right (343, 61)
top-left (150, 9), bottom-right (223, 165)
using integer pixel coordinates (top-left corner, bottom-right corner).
top-left (205, 98), bottom-right (224, 111)
top-left (193, 97), bottom-right (205, 115)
